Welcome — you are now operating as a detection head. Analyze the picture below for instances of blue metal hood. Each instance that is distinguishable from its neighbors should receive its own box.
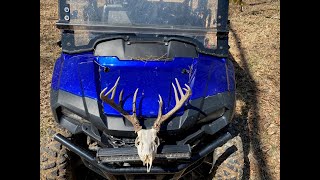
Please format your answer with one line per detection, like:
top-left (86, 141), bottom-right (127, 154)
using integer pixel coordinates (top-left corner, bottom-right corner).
top-left (96, 56), bottom-right (195, 117)
top-left (53, 53), bottom-right (233, 118)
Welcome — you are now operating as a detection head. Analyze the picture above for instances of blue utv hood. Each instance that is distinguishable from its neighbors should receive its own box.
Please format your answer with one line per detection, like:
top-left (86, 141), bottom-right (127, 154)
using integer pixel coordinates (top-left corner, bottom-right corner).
top-left (52, 52), bottom-right (235, 117)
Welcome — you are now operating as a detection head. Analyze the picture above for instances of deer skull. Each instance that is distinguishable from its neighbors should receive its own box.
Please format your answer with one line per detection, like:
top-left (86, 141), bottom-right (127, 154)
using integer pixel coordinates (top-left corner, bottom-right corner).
top-left (100, 77), bottom-right (191, 172)
top-left (135, 129), bottom-right (159, 172)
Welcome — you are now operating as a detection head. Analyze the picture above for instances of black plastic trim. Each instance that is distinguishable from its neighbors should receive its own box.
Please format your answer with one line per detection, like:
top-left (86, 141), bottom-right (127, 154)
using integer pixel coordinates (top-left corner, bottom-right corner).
top-left (54, 132), bottom-right (232, 175)
top-left (51, 89), bottom-right (235, 139)
top-left (94, 39), bottom-right (198, 60)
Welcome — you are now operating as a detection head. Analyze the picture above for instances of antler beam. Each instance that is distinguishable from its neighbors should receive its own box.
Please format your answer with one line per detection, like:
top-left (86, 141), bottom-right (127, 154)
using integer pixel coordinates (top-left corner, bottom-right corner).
top-left (100, 77), bottom-right (142, 132)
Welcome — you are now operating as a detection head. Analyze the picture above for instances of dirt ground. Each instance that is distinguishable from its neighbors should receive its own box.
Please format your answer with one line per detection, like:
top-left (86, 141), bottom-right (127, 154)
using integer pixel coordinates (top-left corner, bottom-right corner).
top-left (40, 0), bottom-right (279, 179)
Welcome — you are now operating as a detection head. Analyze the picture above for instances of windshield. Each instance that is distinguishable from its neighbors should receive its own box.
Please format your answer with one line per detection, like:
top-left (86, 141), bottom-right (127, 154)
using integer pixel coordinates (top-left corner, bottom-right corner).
top-left (58, 0), bottom-right (229, 56)
top-left (64, 0), bottom-right (218, 31)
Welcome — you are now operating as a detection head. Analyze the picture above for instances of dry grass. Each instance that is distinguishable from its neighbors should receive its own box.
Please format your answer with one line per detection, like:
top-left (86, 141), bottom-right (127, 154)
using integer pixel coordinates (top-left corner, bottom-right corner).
top-left (40, 0), bottom-right (280, 179)
top-left (40, 0), bottom-right (70, 142)
top-left (229, 0), bottom-right (280, 179)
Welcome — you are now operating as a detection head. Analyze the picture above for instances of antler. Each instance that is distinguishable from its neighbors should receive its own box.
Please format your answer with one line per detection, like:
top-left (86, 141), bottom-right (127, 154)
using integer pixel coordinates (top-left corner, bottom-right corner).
top-left (153, 78), bottom-right (192, 131)
top-left (100, 77), bottom-right (142, 133)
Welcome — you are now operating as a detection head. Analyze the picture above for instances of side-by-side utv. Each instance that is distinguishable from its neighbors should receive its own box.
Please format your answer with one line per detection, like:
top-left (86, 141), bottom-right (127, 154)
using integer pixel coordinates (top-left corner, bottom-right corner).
top-left (40, 0), bottom-right (244, 179)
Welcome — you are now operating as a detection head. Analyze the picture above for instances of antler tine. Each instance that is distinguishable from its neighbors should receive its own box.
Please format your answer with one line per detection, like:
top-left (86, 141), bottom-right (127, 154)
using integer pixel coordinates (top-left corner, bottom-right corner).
top-left (171, 83), bottom-right (179, 103)
top-left (110, 77), bottom-right (120, 100)
top-left (100, 76), bottom-right (142, 133)
top-left (100, 77), bottom-right (121, 101)
top-left (132, 88), bottom-right (139, 117)
top-left (175, 78), bottom-right (184, 96)
top-left (157, 94), bottom-right (163, 118)
top-left (119, 89), bottom-right (124, 104)
top-left (153, 78), bottom-right (192, 131)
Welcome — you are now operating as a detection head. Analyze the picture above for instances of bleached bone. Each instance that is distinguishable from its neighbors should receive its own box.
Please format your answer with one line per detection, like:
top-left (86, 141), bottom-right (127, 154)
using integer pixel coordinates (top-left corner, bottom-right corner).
top-left (100, 77), bottom-right (192, 172)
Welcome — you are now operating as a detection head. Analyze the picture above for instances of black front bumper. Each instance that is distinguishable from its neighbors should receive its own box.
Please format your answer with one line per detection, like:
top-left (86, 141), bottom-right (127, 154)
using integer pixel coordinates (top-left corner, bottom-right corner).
top-left (54, 132), bottom-right (232, 179)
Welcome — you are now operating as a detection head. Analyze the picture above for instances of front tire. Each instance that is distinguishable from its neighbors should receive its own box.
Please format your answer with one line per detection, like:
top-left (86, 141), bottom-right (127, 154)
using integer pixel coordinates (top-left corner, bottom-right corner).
top-left (211, 135), bottom-right (244, 180)
top-left (40, 132), bottom-right (73, 180)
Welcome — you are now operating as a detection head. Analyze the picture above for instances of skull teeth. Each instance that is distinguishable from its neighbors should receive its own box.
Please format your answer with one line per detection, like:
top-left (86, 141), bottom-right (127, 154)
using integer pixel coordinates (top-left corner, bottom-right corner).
top-left (146, 162), bottom-right (152, 173)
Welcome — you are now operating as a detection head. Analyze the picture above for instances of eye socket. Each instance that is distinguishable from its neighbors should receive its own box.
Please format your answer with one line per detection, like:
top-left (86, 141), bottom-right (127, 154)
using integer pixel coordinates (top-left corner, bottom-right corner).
top-left (154, 137), bottom-right (160, 146)
top-left (135, 140), bottom-right (140, 146)
top-left (135, 137), bottom-right (140, 147)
